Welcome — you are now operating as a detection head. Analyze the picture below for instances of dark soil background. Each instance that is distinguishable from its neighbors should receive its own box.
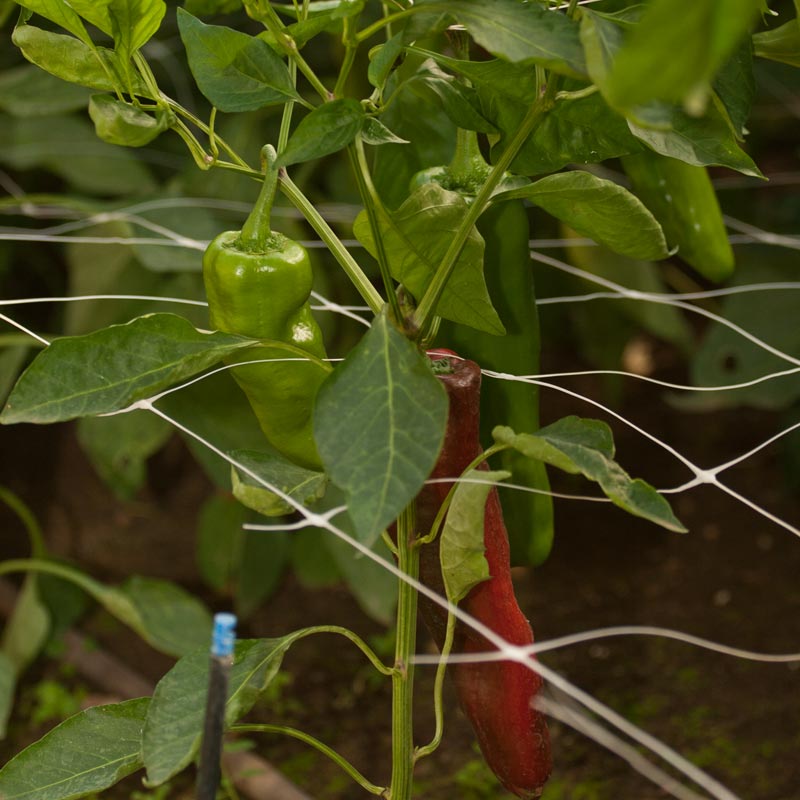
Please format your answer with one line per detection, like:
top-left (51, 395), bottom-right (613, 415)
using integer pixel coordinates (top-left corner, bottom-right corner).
top-left (1, 341), bottom-right (799, 800)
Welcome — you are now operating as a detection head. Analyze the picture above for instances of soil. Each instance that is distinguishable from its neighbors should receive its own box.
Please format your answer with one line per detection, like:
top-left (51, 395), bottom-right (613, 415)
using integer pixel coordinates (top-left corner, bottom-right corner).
top-left (1, 346), bottom-right (799, 800)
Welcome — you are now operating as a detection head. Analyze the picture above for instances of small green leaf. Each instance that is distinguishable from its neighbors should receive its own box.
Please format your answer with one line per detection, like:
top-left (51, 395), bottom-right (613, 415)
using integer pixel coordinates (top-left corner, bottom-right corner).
top-left (0, 314), bottom-right (256, 425)
top-left (416, 0), bottom-right (586, 77)
top-left (231, 448), bottom-right (327, 517)
top-left (497, 171), bottom-right (668, 261)
top-left (177, 8), bottom-right (300, 112)
top-left (277, 99), bottom-right (365, 167)
top-left (361, 117), bottom-right (409, 146)
top-left (1, 577), bottom-right (50, 673)
top-left (494, 418), bottom-right (686, 532)
top-left (441, 469), bottom-right (508, 604)
top-left (0, 653), bottom-right (14, 738)
top-left (354, 183), bottom-right (503, 335)
top-left (143, 636), bottom-right (306, 785)
top-left (314, 312), bottom-right (448, 544)
top-left (0, 698), bottom-right (150, 800)
top-left (88, 94), bottom-right (171, 147)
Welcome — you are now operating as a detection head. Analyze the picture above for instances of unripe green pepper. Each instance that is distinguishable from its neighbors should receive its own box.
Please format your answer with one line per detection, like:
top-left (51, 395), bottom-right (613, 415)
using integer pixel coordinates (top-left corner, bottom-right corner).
top-left (412, 130), bottom-right (555, 566)
top-left (203, 146), bottom-right (328, 470)
top-left (621, 152), bottom-right (734, 282)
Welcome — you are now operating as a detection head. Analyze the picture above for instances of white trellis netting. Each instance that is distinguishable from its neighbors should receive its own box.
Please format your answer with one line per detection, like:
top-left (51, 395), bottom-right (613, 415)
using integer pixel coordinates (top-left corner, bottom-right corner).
top-left (1, 187), bottom-right (799, 800)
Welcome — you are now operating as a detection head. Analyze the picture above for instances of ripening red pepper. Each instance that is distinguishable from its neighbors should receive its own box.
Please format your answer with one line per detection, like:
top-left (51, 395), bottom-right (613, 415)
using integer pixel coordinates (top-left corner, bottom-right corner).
top-left (417, 350), bottom-right (551, 798)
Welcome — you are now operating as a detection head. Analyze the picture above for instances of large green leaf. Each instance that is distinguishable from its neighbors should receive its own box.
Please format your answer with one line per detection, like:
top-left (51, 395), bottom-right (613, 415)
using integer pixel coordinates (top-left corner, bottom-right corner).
top-left (496, 171), bottom-right (668, 261)
top-left (494, 418), bottom-right (686, 532)
top-left (231, 448), bottom-right (327, 517)
top-left (15, 0), bottom-right (93, 44)
top-left (277, 99), bottom-right (365, 167)
top-left (0, 698), bottom-right (150, 800)
top-left (440, 469), bottom-right (507, 604)
top-left (354, 183), bottom-right (503, 334)
top-left (416, 0), bottom-right (586, 77)
top-left (143, 636), bottom-right (306, 785)
top-left (177, 8), bottom-right (300, 112)
top-left (605, 0), bottom-right (763, 112)
top-left (314, 312), bottom-right (448, 544)
top-left (0, 314), bottom-right (256, 425)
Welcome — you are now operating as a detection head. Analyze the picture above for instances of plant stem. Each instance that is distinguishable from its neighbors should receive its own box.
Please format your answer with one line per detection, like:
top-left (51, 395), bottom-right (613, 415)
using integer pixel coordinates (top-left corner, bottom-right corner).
top-left (237, 146), bottom-right (279, 249)
top-left (348, 137), bottom-right (402, 324)
top-left (0, 488), bottom-right (45, 558)
top-left (302, 625), bottom-right (394, 676)
top-left (233, 724), bottom-right (386, 795)
top-left (334, 16), bottom-right (359, 98)
top-left (389, 503), bottom-right (419, 800)
top-left (355, 8), bottom-right (416, 43)
top-left (411, 90), bottom-right (558, 336)
top-left (279, 172), bottom-right (384, 314)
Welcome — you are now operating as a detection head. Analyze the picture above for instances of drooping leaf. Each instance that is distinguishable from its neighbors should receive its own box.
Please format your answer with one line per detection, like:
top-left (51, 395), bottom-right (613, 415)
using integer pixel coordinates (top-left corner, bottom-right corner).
top-left (605, 0), bottom-right (763, 112)
top-left (230, 448), bottom-right (327, 517)
top-left (494, 418), bottom-right (686, 532)
top-left (0, 698), bottom-right (150, 800)
top-left (496, 171), bottom-right (669, 261)
top-left (440, 469), bottom-right (508, 604)
top-left (753, 18), bottom-right (800, 68)
top-left (314, 312), bottom-right (448, 544)
top-left (177, 8), bottom-right (300, 112)
top-left (415, 0), bottom-right (586, 77)
top-left (143, 635), bottom-right (306, 785)
top-left (0, 313), bottom-right (256, 425)
top-left (354, 183), bottom-right (504, 334)
top-left (277, 99), bottom-right (365, 167)
top-left (88, 94), bottom-right (171, 147)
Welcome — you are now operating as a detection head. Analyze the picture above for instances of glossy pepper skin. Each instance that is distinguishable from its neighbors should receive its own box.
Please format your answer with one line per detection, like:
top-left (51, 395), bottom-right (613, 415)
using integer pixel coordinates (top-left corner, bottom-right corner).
top-left (203, 147), bottom-right (327, 470)
top-left (412, 146), bottom-right (555, 566)
top-left (621, 152), bottom-right (734, 282)
top-left (416, 350), bottom-right (551, 799)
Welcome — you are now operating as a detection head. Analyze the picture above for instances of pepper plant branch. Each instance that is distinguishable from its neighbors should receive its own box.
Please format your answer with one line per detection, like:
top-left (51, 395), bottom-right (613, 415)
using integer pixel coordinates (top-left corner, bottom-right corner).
top-left (279, 171), bottom-right (384, 314)
top-left (390, 503), bottom-right (420, 800)
top-left (355, 7), bottom-right (416, 43)
top-left (232, 724), bottom-right (386, 796)
top-left (411, 85), bottom-right (560, 336)
top-left (348, 138), bottom-right (402, 324)
top-left (334, 16), bottom-right (360, 98)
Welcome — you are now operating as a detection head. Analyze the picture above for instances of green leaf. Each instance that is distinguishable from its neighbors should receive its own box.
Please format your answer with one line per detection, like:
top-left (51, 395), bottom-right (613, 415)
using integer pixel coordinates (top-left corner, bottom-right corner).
top-left (88, 93), bottom-right (171, 147)
top-left (177, 8), bottom-right (300, 112)
top-left (361, 116), bottom-right (409, 146)
top-left (354, 183), bottom-right (503, 335)
top-left (606, 0), bottom-right (763, 112)
top-left (714, 42), bottom-right (755, 140)
top-left (0, 313), bottom-right (256, 425)
top-left (628, 99), bottom-right (763, 177)
top-left (184, 0), bottom-right (241, 13)
top-left (277, 99), bottom-right (364, 167)
top-left (108, 0), bottom-right (167, 60)
top-left (63, 0), bottom-right (113, 35)
top-left (11, 24), bottom-right (140, 93)
top-left (231, 448), bottom-right (327, 517)
top-left (416, 0), bottom-right (586, 77)
top-left (15, 0), bottom-right (93, 44)
top-left (196, 492), bottom-right (248, 591)
top-left (314, 312), bottom-right (448, 544)
top-left (753, 18), bottom-right (800, 67)
top-left (0, 653), bottom-right (14, 739)
top-left (0, 347), bottom-right (29, 408)
top-left (368, 31), bottom-right (404, 90)
top-left (1, 576), bottom-right (50, 673)
top-left (109, 576), bottom-right (212, 657)
top-left (77, 410), bottom-right (172, 500)
top-left (497, 171), bottom-right (668, 260)
top-left (143, 635), bottom-right (305, 785)
top-left (494, 418), bottom-right (686, 532)
top-left (0, 113), bottom-right (155, 194)
top-left (0, 63), bottom-right (91, 117)
top-left (235, 527), bottom-right (289, 618)
top-left (0, 698), bottom-right (150, 800)
top-left (440, 469), bottom-right (506, 604)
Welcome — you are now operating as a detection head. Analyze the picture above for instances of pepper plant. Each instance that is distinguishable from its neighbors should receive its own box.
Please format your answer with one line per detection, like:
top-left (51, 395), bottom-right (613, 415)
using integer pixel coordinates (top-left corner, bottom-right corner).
top-left (0, 0), bottom-right (788, 798)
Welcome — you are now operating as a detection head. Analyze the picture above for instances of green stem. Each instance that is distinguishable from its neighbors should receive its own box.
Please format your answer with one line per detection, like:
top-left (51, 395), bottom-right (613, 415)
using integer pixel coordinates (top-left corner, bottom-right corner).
top-left (301, 625), bottom-right (394, 676)
top-left (278, 62), bottom-right (297, 153)
top-left (232, 724), bottom-right (386, 796)
top-left (167, 100), bottom-right (251, 168)
top-left (390, 504), bottom-right (419, 800)
top-left (348, 138), bottom-right (402, 324)
top-left (411, 90), bottom-right (558, 336)
top-left (355, 7), bottom-right (416, 43)
top-left (417, 443), bottom-right (507, 546)
top-left (413, 610), bottom-right (456, 761)
top-left (0, 489), bottom-right (45, 558)
top-left (279, 171), bottom-right (384, 314)
top-left (237, 145), bottom-right (279, 250)
top-left (0, 559), bottom-right (101, 596)
top-left (334, 16), bottom-right (359, 98)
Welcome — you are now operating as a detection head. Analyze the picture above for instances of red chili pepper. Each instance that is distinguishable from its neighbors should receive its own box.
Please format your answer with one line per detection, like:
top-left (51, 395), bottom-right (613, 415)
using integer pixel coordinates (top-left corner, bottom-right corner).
top-left (418, 351), bottom-right (551, 798)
